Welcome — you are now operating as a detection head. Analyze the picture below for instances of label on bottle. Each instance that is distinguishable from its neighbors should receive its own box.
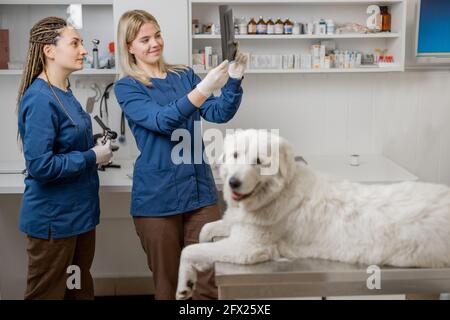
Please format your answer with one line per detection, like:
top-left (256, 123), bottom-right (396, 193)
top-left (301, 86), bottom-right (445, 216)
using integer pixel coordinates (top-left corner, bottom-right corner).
top-left (256, 24), bottom-right (267, 34)
top-left (248, 24), bottom-right (257, 34)
top-left (239, 24), bottom-right (248, 34)
top-left (284, 24), bottom-right (293, 34)
top-left (267, 24), bottom-right (275, 34)
top-left (275, 24), bottom-right (284, 34)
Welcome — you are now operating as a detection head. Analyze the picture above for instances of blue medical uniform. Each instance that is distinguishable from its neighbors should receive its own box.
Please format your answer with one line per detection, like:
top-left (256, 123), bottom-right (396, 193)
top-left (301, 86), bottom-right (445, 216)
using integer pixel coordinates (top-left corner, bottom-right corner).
top-left (114, 67), bottom-right (243, 216)
top-left (18, 78), bottom-right (100, 239)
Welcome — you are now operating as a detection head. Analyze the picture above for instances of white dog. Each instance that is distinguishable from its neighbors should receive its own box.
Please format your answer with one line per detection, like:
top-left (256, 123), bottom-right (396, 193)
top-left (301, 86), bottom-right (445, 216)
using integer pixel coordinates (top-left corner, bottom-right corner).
top-left (176, 129), bottom-right (450, 300)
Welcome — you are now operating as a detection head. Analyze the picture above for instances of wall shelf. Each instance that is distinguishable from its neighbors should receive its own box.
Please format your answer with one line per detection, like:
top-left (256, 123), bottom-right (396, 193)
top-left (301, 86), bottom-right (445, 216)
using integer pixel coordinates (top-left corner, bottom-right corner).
top-left (189, 0), bottom-right (406, 73)
top-left (0, 2), bottom-right (116, 77)
top-left (193, 32), bottom-right (401, 40)
top-left (195, 65), bottom-right (403, 74)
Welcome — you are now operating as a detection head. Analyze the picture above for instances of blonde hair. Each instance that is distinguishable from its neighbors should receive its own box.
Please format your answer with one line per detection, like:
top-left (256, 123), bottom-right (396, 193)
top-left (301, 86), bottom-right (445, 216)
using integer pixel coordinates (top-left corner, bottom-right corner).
top-left (117, 10), bottom-right (187, 86)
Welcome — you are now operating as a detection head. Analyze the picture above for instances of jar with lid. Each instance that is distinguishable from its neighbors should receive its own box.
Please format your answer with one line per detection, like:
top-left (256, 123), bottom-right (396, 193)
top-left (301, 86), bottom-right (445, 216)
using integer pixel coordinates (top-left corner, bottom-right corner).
top-left (326, 20), bottom-right (335, 34)
top-left (318, 19), bottom-right (327, 35)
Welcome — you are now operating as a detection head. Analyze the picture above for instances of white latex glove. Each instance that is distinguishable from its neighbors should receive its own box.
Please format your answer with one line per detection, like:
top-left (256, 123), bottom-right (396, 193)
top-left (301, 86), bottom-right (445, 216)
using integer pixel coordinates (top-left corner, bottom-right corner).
top-left (92, 139), bottom-right (113, 165)
top-left (95, 137), bottom-right (104, 146)
top-left (228, 51), bottom-right (248, 79)
top-left (196, 60), bottom-right (230, 97)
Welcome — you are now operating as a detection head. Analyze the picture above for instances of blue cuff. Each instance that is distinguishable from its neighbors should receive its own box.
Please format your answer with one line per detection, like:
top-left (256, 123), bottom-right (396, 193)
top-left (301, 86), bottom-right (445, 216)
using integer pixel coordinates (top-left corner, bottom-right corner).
top-left (225, 77), bottom-right (242, 91)
top-left (82, 150), bottom-right (97, 167)
top-left (176, 95), bottom-right (198, 117)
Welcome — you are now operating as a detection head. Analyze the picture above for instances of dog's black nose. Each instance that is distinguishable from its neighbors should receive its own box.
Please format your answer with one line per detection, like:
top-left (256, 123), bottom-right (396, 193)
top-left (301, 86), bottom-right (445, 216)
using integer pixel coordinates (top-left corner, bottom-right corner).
top-left (229, 177), bottom-right (241, 189)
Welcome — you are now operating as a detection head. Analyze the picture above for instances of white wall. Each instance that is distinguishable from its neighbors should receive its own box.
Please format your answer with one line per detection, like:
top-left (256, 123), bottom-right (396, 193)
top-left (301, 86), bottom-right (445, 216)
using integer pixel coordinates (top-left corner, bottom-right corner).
top-left (202, 69), bottom-right (450, 185)
top-left (113, 0), bottom-right (190, 66)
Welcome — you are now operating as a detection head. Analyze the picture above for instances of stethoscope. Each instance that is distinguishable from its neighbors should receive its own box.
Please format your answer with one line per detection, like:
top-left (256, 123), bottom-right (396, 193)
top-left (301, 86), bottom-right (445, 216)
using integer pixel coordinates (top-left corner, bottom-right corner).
top-left (47, 81), bottom-right (77, 126)
top-left (47, 82), bottom-right (91, 145)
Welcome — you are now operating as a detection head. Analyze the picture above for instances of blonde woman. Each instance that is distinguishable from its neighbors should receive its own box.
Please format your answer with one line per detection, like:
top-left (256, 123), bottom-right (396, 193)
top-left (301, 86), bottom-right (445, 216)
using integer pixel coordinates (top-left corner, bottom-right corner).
top-left (17, 17), bottom-right (112, 299)
top-left (114, 10), bottom-right (247, 299)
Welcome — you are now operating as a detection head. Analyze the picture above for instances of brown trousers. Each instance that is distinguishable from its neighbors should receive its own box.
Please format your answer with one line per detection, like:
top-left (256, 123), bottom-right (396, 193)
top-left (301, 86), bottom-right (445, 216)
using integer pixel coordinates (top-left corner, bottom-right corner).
top-left (24, 229), bottom-right (96, 300)
top-left (133, 204), bottom-right (221, 300)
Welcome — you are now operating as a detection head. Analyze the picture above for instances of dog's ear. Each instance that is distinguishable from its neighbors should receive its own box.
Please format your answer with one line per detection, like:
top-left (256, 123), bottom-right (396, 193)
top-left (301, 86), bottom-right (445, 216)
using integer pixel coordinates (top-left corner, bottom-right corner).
top-left (278, 137), bottom-right (295, 179)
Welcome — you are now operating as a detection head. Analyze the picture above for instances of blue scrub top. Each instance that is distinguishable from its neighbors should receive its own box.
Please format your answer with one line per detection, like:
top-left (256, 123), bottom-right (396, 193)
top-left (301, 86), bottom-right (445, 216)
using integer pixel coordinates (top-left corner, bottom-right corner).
top-left (114, 67), bottom-right (243, 216)
top-left (18, 78), bottom-right (99, 239)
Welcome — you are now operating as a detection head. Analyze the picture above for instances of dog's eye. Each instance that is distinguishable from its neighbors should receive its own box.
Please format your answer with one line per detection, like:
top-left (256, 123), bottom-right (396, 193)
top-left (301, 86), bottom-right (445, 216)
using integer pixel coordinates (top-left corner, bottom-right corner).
top-left (233, 152), bottom-right (238, 159)
top-left (256, 157), bottom-right (261, 165)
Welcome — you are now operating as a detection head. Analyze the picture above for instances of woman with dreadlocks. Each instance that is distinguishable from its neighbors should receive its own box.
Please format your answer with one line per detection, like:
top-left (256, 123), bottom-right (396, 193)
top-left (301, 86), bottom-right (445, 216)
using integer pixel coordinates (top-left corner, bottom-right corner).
top-left (17, 17), bottom-right (113, 299)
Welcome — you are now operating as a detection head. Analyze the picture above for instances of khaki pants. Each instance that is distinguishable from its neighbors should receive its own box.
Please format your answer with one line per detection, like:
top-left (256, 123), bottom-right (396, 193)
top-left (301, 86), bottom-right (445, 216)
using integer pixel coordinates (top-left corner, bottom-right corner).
top-left (133, 204), bottom-right (221, 300)
top-left (24, 229), bottom-right (96, 300)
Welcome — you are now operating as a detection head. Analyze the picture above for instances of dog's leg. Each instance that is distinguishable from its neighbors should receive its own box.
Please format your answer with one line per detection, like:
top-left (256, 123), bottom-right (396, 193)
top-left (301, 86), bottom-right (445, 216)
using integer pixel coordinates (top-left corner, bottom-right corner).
top-left (176, 240), bottom-right (273, 300)
top-left (199, 219), bottom-right (230, 243)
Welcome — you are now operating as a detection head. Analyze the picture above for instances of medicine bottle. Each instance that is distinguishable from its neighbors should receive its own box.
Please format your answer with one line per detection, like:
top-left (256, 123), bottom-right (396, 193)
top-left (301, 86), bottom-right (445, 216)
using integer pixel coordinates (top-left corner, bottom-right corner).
top-left (380, 6), bottom-right (391, 32)
top-left (284, 18), bottom-right (293, 34)
top-left (275, 18), bottom-right (284, 34)
top-left (256, 16), bottom-right (267, 34)
top-left (247, 17), bottom-right (257, 34)
top-left (267, 18), bottom-right (275, 35)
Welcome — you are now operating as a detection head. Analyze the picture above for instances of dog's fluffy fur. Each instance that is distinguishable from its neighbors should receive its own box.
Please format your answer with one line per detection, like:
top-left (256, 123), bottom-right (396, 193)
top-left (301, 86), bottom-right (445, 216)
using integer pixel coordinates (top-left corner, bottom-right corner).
top-left (176, 129), bottom-right (450, 300)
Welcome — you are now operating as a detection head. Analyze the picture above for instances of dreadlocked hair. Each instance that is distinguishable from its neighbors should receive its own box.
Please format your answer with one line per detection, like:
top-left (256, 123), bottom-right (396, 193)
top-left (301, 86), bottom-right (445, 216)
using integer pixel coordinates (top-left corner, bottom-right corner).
top-left (16, 16), bottom-right (67, 113)
top-left (16, 17), bottom-right (67, 148)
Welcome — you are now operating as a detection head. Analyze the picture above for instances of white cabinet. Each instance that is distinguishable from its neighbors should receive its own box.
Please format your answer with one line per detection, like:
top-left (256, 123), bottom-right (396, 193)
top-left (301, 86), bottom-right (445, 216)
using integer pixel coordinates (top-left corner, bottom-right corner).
top-left (189, 0), bottom-right (407, 73)
top-left (0, 0), bottom-right (116, 76)
top-left (0, 0), bottom-right (192, 77)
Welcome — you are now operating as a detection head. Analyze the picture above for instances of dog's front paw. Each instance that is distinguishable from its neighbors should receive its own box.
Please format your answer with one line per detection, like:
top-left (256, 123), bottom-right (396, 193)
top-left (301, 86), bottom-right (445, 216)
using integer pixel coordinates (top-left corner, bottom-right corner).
top-left (237, 248), bottom-right (272, 264)
top-left (176, 279), bottom-right (195, 300)
top-left (176, 264), bottom-right (198, 300)
top-left (199, 223), bottom-right (215, 243)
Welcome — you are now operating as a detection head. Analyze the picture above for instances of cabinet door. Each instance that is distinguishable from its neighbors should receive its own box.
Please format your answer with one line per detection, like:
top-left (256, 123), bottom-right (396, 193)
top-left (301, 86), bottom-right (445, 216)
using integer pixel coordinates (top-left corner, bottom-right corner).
top-left (113, 0), bottom-right (189, 67)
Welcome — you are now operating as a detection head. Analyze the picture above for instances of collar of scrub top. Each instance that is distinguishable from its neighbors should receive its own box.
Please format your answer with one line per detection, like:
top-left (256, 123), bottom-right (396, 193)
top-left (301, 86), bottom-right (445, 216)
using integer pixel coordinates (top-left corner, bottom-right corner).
top-left (148, 74), bottom-right (174, 92)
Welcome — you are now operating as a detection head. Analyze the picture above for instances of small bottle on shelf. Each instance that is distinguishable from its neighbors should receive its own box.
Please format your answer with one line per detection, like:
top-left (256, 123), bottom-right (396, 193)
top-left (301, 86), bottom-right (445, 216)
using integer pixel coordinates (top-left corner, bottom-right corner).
top-left (192, 18), bottom-right (200, 34)
top-left (293, 21), bottom-right (301, 35)
top-left (275, 17), bottom-right (284, 35)
top-left (266, 17), bottom-right (275, 35)
top-left (380, 6), bottom-right (391, 32)
top-left (247, 17), bottom-right (257, 35)
top-left (284, 18), bottom-right (293, 35)
top-left (239, 17), bottom-right (247, 35)
top-left (256, 16), bottom-right (267, 34)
